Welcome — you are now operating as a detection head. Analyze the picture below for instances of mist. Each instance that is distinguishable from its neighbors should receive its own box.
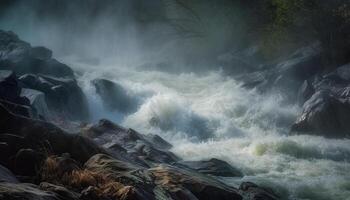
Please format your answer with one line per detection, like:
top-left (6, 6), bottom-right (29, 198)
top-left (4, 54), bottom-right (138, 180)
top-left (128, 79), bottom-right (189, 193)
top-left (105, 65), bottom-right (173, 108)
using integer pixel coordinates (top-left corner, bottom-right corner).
top-left (1, 1), bottom-right (350, 200)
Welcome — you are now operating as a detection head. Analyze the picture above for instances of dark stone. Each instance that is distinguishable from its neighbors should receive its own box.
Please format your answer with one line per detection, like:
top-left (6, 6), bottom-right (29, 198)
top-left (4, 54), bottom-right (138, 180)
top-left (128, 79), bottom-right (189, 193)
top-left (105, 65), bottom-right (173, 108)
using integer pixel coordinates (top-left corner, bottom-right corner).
top-left (82, 119), bottom-right (179, 166)
top-left (177, 158), bottom-right (243, 177)
top-left (19, 74), bottom-right (89, 121)
top-left (39, 182), bottom-right (80, 200)
top-left (0, 165), bottom-right (18, 183)
top-left (239, 182), bottom-right (279, 200)
top-left (0, 103), bottom-right (104, 164)
top-left (14, 148), bottom-right (46, 176)
top-left (92, 78), bottom-right (139, 114)
top-left (85, 154), bottom-right (243, 200)
top-left (0, 182), bottom-right (60, 200)
top-left (0, 70), bottom-right (29, 105)
top-left (0, 30), bottom-right (74, 78)
top-left (29, 46), bottom-right (52, 60)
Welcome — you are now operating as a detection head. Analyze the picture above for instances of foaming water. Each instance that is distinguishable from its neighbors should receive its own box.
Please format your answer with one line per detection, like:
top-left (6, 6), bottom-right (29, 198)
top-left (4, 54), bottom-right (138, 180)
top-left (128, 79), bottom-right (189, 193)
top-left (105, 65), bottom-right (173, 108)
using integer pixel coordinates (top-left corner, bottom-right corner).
top-left (69, 60), bottom-right (350, 200)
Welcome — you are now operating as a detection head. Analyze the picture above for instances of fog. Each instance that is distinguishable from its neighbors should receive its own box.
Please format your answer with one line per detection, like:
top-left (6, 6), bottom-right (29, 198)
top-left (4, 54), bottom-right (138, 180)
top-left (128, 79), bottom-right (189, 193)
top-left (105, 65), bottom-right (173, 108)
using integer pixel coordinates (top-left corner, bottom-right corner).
top-left (0, 0), bottom-right (247, 72)
top-left (1, 1), bottom-right (350, 199)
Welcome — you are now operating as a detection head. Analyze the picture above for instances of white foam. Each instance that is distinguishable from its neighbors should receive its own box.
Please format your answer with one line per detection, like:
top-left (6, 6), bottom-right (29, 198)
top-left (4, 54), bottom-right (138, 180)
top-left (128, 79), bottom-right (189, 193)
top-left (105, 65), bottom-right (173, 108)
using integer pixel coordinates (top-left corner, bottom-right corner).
top-left (70, 60), bottom-right (350, 199)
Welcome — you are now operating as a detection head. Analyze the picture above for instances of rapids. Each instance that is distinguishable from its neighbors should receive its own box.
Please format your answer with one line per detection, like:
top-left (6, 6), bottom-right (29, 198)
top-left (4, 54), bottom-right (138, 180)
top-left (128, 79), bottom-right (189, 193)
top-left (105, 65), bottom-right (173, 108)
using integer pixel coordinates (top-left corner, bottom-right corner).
top-left (70, 60), bottom-right (350, 200)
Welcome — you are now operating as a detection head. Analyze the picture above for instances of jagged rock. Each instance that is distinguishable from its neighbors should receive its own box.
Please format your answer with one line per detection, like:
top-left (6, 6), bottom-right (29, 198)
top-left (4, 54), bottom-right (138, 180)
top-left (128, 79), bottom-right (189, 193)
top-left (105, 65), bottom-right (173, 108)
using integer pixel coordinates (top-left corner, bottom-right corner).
top-left (0, 182), bottom-right (61, 200)
top-left (176, 158), bottom-right (243, 177)
top-left (19, 74), bottom-right (89, 121)
top-left (39, 182), bottom-right (80, 200)
top-left (85, 154), bottom-right (243, 200)
top-left (92, 78), bottom-right (139, 114)
top-left (0, 99), bottom-right (34, 118)
top-left (239, 182), bottom-right (279, 200)
top-left (14, 148), bottom-right (46, 176)
top-left (0, 30), bottom-right (74, 78)
top-left (0, 165), bottom-right (18, 183)
top-left (292, 63), bottom-right (350, 137)
top-left (29, 47), bottom-right (52, 60)
top-left (0, 103), bottom-right (104, 164)
top-left (0, 70), bottom-right (28, 105)
top-left (82, 119), bottom-right (179, 166)
top-left (21, 88), bottom-right (50, 119)
top-left (291, 90), bottom-right (350, 137)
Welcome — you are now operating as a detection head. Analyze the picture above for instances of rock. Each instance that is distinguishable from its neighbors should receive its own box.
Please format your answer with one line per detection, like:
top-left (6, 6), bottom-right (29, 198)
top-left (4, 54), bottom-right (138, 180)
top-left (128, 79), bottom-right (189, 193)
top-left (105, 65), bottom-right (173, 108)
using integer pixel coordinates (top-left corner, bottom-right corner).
top-left (292, 63), bottom-right (350, 137)
top-left (0, 103), bottom-right (104, 163)
top-left (85, 154), bottom-right (243, 200)
top-left (297, 80), bottom-right (315, 105)
top-left (239, 182), bottom-right (279, 200)
top-left (0, 165), bottom-right (18, 183)
top-left (291, 90), bottom-right (350, 137)
top-left (0, 30), bottom-right (74, 78)
top-left (176, 158), bottom-right (243, 177)
top-left (14, 148), bottom-right (46, 176)
top-left (19, 74), bottom-right (89, 121)
top-left (275, 42), bottom-right (323, 81)
top-left (39, 182), bottom-right (80, 200)
top-left (0, 99), bottom-right (34, 118)
top-left (29, 47), bottom-right (52, 60)
top-left (21, 88), bottom-right (50, 119)
top-left (82, 119), bottom-right (179, 166)
top-left (0, 182), bottom-right (60, 200)
top-left (0, 70), bottom-right (28, 105)
top-left (92, 78), bottom-right (139, 114)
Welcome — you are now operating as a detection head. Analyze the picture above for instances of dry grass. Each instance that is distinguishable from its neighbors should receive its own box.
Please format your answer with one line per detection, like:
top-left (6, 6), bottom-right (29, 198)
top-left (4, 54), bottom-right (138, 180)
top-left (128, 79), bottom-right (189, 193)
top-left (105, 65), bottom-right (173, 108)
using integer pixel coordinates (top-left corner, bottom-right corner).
top-left (40, 156), bottom-right (136, 200)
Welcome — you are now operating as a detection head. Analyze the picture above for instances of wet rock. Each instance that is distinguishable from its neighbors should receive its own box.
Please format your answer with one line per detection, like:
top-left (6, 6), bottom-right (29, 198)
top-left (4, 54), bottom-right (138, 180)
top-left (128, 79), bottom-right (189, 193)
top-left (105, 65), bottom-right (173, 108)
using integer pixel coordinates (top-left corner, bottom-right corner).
top-left (39, 182), bottom-right (80, 200)
top-left (292, 63), bottom-right (350, 137)
top-left (239, 182), bottom-right (279, 200)
top-left (291, 90), bottom-right (350, 137)
top-left (85, 154), bottom-right (243, 200)
top-left (0, 99), bottom-right (33, 118)
top-left (19, 74), bottom-right (89, 121)
top-left (29, 47), bottom-right (52, 60)
top-left (0, 70), bottom-right (28, 105)
top-left (0, 103), bottom-right (104, 163)
top-left (0, 165), bottom-right (18, 183)
top-left (21, 88), bottom-right (50, 119)
top-left (176, 158), bottom-right (243, 177)
top-left (92, 78), bottom-right (139, 114)
top-left (0, 30), bottom-right (74, 78)
top-left (0, 182), bottom-right (60, 200)
top-left (14, 149), bottom-right (46, 176)
top-left (82, 119), bottom-right (179, 166)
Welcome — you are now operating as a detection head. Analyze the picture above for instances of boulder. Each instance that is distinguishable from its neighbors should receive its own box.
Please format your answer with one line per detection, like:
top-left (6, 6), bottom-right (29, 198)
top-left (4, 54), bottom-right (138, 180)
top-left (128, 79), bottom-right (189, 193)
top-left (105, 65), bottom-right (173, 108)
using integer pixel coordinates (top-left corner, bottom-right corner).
top-left (92, 78), bottom-right (138, 114)
top-left (0, 182), bottom-right (61, 200)
top-left (82, 119), bottom-right (179, 166)
top-left (0, 103), bottom-right (104, 163)
top-left (39, 182), bottom-right (80, 200)
top-left (0, 30), bottom-right (74, 78)
top-left (291, 90), bottom-right (350, 137)
top-left (0, 165), bottom-right (18, 183)
top-left (19, 74), bottom-right (89, 121)
top-left (85, 154), bottom-right (243, 200)
top-left (14, 148), bottom-right (46, 176)
top-left (0, 70), bottom-right (28, 105)
top-left (176, 158), bottom-right (243, 177)
top-left (239, 182), bottom-right (279, 200)
top-left (21, 88), bottom-right (50, 119)
top-left (292, 63), bottom-right (350, 137)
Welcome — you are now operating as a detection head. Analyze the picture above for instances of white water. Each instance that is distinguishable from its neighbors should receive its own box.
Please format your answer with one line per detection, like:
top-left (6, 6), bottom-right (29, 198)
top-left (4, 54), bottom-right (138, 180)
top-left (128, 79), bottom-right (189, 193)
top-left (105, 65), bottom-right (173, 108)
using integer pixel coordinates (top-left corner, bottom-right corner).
top-left (70, 60), bottom-right (350, 200)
